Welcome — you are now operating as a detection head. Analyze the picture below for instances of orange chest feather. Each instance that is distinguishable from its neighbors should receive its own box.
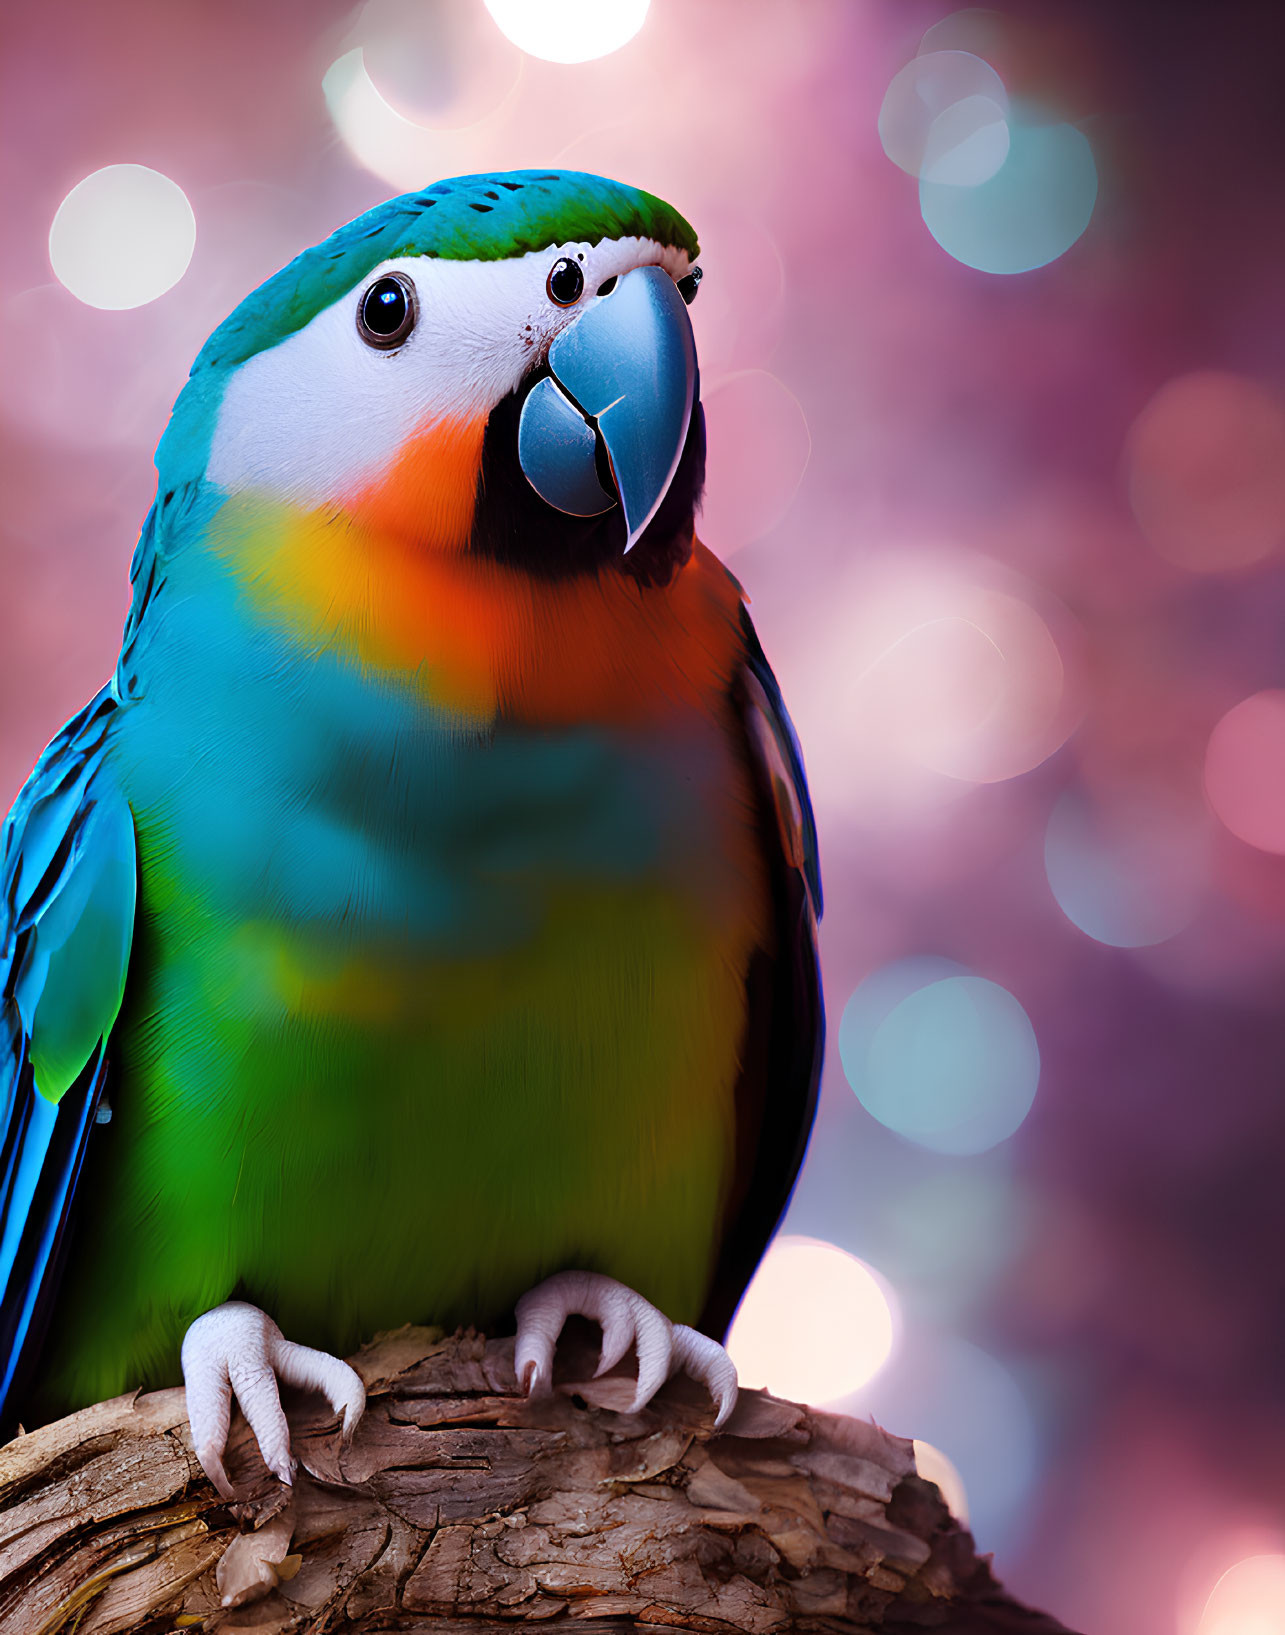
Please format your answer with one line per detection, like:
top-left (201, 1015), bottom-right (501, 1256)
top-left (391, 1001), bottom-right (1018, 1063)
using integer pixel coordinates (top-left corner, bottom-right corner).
top-left (343, 413), bottom-right (488, 556)
top-left (212, 443), bottom-right (748, 733)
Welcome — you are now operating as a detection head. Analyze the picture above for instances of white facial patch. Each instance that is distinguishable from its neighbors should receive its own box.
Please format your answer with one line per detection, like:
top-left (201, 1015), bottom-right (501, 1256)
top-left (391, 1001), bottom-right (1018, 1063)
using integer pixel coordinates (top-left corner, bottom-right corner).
top-left (206, 236), bottom-right (693, 511)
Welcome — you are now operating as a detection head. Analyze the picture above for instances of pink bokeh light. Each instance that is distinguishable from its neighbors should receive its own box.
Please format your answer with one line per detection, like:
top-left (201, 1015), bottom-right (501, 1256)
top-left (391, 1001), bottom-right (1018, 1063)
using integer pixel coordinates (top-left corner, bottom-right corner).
top-left (1204, 690), bottom-right (1285, 854)
top-left (1126, 371), bottom-right (1285, 572)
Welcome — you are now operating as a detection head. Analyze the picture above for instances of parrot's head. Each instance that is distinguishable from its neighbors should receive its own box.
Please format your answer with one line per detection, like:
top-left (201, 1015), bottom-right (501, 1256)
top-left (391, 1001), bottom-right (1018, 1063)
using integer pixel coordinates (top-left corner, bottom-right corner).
top-left (159, 170), bottom-right (704, 583)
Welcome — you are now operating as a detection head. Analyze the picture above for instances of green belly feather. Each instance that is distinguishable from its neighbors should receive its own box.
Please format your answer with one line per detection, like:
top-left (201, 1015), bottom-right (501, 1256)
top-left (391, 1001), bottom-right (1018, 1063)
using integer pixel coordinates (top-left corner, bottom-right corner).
top-left (35, 675), bottom-right (752, 1414)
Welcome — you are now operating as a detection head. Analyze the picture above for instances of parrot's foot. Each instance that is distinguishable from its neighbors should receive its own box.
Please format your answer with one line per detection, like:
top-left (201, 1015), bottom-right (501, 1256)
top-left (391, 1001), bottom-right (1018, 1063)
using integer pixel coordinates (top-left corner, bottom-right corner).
top-left (180, 1300), bottom-right (366, 1500)
top-left (514, 1270), bottom-right (738, 1428)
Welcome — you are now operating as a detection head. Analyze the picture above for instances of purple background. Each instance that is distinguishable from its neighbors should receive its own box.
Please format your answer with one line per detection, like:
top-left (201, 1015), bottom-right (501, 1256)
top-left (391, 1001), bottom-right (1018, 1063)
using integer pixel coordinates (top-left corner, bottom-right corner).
top-left (3, 4), bottom-right (1285, 1629)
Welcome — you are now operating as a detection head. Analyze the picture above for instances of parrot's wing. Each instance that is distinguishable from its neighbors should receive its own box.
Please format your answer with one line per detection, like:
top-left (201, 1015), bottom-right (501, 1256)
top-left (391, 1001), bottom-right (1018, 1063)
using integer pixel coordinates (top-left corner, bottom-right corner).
top-left (0, 686), bottom-right (136, 1424)
top-left (699, 603), bottom-right (824, 1341)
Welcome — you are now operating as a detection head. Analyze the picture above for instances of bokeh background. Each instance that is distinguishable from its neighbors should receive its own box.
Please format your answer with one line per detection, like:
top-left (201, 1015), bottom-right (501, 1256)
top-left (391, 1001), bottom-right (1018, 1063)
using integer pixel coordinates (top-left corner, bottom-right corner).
top-left (4, 2), bottom-right (1285, 1629)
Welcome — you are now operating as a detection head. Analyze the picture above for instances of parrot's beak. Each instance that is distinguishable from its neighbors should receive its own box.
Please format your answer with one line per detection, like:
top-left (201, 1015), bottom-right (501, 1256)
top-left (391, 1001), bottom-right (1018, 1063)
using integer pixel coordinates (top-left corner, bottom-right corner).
top-left (517, 265), bottom-right (698, 553)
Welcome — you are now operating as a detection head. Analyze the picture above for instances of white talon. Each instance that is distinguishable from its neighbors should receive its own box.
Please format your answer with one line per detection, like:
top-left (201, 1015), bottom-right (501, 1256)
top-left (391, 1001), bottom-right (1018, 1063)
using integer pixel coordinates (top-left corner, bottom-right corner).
top-left (514, 1271), bottom-right (738, 1427)
top-left (671, 1322), bottom-right (739, 1428)
top-left (180, 1300), bottom-right (366, 1499)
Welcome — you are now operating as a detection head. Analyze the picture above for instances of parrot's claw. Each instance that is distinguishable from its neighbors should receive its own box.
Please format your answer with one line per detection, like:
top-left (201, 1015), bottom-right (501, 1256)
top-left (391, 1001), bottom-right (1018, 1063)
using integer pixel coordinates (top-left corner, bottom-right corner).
top-left (180, 1300), bottom-right (366, 1499)
top-left (513, 1270), bottom-right (738, 1429)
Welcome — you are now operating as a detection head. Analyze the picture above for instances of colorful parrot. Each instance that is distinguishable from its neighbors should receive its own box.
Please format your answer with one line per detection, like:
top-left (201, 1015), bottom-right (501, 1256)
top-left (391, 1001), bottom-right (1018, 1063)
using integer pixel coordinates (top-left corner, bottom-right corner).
top-left (0, 170), bottom-right (822, 1495)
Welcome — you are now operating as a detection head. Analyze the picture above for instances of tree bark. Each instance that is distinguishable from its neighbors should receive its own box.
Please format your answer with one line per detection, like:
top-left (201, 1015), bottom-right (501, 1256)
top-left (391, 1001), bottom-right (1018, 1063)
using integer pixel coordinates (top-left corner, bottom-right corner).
top-left (0, 1326), bottom-right (1078, 1635)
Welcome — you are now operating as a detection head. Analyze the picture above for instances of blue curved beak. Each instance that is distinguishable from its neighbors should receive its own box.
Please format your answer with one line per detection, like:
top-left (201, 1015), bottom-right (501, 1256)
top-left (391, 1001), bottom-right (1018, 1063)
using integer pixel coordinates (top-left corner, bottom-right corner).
top-left (517, 265), bottom-right (698, 553)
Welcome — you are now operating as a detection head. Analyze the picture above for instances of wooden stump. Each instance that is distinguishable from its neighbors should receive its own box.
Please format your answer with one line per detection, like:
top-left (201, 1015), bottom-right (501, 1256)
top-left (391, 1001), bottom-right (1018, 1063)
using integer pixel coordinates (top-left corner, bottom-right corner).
top-left (0, 1327), bottom-right (1077, 1634)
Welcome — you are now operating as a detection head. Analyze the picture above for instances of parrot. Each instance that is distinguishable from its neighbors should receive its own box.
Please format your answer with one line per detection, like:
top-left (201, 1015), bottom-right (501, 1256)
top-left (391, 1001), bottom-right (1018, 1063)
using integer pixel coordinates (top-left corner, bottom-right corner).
top-left (0, 169), bottom-right (822, 1496)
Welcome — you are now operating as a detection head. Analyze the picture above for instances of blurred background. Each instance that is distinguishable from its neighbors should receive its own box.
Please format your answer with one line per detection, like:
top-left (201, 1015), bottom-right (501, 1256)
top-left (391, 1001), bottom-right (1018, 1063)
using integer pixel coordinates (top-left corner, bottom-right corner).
top-left (3, 2), bottom-right (1285, 1629)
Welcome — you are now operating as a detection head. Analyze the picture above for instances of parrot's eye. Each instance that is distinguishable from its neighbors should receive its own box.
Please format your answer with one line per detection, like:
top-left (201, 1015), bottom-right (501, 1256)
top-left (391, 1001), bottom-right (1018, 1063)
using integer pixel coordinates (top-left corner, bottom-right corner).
top-left (677, 266), bottom-right (703, 306)
top-left (546, 257), bottom-right (585, 307)
top-left (357, 273), bottom-right (418, 350)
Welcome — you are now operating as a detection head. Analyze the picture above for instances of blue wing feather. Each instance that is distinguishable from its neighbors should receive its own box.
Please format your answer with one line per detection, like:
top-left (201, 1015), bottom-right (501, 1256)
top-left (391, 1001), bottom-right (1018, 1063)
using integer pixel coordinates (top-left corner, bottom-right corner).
top-left (0, 1053), bottom-right (105, 1414)
top-left (0, 687), bottom-right (136, 1427)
